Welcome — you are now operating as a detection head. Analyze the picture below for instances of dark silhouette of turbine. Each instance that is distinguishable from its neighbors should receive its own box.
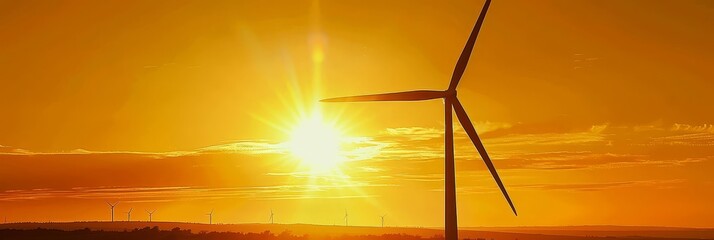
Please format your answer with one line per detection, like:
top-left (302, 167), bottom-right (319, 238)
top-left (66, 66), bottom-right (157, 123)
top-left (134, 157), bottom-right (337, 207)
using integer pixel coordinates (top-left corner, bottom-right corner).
top-left (321, 1), bottom-right (515, 240)
top-left (106, 202), bottom-right (119, 223)
top-left (145, 209), bottom-right (156, 222)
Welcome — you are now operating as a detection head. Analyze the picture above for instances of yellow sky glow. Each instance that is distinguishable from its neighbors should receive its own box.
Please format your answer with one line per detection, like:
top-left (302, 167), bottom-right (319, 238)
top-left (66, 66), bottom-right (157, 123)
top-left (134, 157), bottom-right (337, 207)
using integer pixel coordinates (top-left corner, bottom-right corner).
top-left (0, 0), bottom-right (713, 228)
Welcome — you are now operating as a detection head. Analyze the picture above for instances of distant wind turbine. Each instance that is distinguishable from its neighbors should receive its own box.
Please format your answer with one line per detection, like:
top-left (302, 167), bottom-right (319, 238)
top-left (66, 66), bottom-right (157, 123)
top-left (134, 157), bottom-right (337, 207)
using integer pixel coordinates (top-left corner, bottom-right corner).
top-left (269, 209), bottom-right (274, 224)
top-left (380, 214), bottom-right (386, 228)
top-left (344, 210), bottom-right (348, 227)
top-left (145, 209), bottom-right (156, 222)
top-left (125, 208), bottom-right (133, 222)
top-left (321, 1), bottom-right (515, 240)
top-left (206, 209), bottom-right (214, 225)
top-left (106, 202), bottom-right (119, 222)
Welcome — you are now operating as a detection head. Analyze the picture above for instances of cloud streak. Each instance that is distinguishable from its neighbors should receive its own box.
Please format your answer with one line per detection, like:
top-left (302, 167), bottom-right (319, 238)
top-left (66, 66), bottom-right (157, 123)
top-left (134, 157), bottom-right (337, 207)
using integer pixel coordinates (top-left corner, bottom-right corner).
top-left (0, 184), bottom-right (386, 202)
top-left (1, 121), bottom-right (712, 203)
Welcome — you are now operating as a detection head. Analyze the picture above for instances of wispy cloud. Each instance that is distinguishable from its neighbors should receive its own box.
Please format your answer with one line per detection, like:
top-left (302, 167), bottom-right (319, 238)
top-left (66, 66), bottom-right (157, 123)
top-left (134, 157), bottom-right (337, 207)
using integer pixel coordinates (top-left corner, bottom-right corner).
top-left (0, 184), bottom-right (386, 202)
top-left (199, 141), bottom-right (286, 154)
top-left (485, 124), bottom-right (608, 147)
top-left (426, 179), bottom-right (686, 194)
top-left (650, 133), bottom-right (714, 146)
top-left (481, 152), bottom-right (710, 170)
top-left (671, 123), bottom-right (714, 133)
top-left (382, 127), bottom-right (442, 141)
top-left (1, 121), bottom-right (713, 203)
top-left (511, 179), bottom-right (686, 192)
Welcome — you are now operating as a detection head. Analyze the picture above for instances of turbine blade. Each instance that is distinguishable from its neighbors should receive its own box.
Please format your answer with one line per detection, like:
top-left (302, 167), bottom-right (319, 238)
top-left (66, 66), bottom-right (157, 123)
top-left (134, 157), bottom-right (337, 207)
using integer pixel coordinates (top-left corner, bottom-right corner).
top-left (452, 98), bottom-right (517, 215)
top-left (448, 0), bottom-right (491, 91)
top-left (321, 90), bottom-right (445, 102)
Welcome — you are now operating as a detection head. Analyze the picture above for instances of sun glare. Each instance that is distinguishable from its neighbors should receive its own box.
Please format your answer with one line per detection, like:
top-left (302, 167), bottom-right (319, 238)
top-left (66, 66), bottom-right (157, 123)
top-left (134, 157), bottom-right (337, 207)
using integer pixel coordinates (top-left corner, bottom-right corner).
top-left (287, 112), bottom-right (345, 174)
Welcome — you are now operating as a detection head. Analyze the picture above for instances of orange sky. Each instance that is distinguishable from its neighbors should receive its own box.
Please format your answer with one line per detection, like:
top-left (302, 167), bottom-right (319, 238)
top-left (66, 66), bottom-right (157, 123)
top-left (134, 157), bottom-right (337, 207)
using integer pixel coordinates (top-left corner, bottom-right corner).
top-left (1, 0), bottom-right (713, 228)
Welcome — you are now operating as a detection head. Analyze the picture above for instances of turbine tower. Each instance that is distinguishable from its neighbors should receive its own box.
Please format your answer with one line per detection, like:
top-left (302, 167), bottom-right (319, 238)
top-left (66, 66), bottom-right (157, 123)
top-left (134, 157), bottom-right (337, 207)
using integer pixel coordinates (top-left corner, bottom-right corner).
top-left (380, 214), bottom-right (386, 228)
top-left (125, 208), bottom-right (133, 222)
top-left (106, 202), bottom-right (119, 222)
top-left (269, 209), bottom-right (274, 224)
top-left (145, 209), bottom-right (156, 222)
top-left (206, 209), bottom-right (214, 225)
top-left (321, 1), bottom-right (516, 240)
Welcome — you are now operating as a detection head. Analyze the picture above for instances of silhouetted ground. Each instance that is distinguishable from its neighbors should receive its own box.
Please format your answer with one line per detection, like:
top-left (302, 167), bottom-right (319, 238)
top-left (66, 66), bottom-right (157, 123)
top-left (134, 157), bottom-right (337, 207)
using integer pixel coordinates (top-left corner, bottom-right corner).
top-left (0, 223), bottom-right (712, 240)
top-left (468, 226), bottom-right (714, 239)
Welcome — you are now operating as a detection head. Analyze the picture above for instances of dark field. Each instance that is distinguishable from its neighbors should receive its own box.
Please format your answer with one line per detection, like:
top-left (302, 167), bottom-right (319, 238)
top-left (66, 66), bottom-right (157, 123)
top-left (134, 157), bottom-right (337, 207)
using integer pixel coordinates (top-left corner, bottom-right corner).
top-left (1, 222), bottom-right (713, 240)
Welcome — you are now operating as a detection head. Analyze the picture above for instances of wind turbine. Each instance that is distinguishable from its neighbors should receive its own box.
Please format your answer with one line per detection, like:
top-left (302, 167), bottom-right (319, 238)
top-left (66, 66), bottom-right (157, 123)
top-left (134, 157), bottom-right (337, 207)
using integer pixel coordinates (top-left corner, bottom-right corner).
top-left (269, 209), bottom-right (274, 224)
top-left (321, 1), bottom-right (516, 240)
top-left (380, 214), bottom-right (386, 228)
top-left (106, 202), bottom-right (119, 222)
top-left (206, 209), bottom-right (214, 225)
top-left (125, 208), bottom-right (133, 222)
top-left (343, 210), bottom-right (348, 227)
top-left (145, 209), bottom-right (156, 222)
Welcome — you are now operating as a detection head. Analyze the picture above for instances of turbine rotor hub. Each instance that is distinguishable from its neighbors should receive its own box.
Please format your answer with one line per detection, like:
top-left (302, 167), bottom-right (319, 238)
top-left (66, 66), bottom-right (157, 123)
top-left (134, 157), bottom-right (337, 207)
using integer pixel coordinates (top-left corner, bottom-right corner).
top-left (445, 89), bottom-right (457, 98)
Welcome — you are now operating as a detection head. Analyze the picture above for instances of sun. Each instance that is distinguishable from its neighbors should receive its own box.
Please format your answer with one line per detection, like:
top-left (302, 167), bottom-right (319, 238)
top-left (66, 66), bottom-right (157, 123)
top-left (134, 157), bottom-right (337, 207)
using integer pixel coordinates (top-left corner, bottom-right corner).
top-left (286, 112), bottom-right (345, 174)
